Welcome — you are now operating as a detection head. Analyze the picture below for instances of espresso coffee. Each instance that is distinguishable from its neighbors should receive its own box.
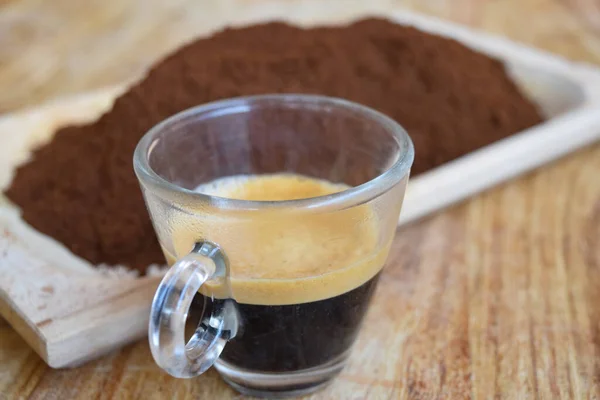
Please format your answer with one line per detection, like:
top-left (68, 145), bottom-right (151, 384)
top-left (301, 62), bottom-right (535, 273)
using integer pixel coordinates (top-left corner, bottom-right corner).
top-left (195, 274), bottom-right (381, 372)
top-left (163, 173), bottom-right (389, 374)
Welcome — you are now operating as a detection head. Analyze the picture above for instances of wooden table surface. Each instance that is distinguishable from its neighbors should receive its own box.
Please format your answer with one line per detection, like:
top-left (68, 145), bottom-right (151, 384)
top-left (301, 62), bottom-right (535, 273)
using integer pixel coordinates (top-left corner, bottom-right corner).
top-left (1, 0), bottom-right (600, 399)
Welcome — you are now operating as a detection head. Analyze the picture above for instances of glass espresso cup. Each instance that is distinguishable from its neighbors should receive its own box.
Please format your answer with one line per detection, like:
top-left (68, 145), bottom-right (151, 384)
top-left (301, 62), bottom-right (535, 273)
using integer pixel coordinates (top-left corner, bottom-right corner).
top-left (134, 94), bottom-right (414, 398)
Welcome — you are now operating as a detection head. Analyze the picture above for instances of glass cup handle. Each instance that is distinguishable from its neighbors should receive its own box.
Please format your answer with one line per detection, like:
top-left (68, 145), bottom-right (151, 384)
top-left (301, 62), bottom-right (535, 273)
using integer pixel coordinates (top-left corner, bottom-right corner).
top-left (148, 241), bottom-right (237, 378)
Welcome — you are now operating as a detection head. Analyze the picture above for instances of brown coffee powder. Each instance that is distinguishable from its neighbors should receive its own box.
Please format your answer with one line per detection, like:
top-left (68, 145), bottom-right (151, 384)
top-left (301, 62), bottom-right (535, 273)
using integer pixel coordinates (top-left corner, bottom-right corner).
top-left (5, 18), bottom-right (543, 273)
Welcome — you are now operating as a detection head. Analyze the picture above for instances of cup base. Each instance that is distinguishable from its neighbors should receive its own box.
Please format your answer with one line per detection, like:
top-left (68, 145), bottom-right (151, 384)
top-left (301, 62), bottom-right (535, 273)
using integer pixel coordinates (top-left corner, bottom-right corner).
top-left (222, 378), bottom-right (332, 399)
top-left (214, 351), bottom-right (349, 398)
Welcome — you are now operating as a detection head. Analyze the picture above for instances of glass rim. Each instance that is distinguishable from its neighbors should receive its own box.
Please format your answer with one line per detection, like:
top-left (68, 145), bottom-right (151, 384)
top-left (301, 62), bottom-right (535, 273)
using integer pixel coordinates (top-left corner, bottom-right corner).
top-left (133, 94), bottom-right (414, 213)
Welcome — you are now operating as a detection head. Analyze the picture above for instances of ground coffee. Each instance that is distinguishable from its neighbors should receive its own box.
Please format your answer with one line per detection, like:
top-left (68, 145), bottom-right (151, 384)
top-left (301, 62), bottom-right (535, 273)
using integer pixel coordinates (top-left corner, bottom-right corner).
top-left (5, 18), bottom-right (543, 273)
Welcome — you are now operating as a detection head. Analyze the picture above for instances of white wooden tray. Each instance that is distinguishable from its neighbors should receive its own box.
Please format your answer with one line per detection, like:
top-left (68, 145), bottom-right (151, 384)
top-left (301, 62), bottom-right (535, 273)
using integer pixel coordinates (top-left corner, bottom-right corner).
top-left (1, 6), bottom-right (600, 368)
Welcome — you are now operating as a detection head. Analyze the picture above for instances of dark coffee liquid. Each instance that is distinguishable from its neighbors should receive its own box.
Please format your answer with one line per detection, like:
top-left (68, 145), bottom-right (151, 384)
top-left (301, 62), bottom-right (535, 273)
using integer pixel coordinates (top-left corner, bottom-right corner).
top-left (190, 272), bottom-right (380, 372)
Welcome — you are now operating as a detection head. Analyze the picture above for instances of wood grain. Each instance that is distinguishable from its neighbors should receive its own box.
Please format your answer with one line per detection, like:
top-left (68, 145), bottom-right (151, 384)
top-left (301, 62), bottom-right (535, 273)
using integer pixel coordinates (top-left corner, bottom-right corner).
top-left (1, 0), bottom-right (600, 399)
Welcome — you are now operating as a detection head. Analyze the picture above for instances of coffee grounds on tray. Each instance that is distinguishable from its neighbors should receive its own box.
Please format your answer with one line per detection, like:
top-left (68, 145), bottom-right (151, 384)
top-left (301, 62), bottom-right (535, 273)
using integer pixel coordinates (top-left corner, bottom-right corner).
top-left (5, 18), bottom-right (543, 274)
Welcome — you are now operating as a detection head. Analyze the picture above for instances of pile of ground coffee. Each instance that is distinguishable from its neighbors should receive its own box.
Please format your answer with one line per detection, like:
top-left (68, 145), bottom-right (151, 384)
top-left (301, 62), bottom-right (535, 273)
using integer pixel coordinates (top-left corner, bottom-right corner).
top-left (5, 18), bottom-right (543, 273)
